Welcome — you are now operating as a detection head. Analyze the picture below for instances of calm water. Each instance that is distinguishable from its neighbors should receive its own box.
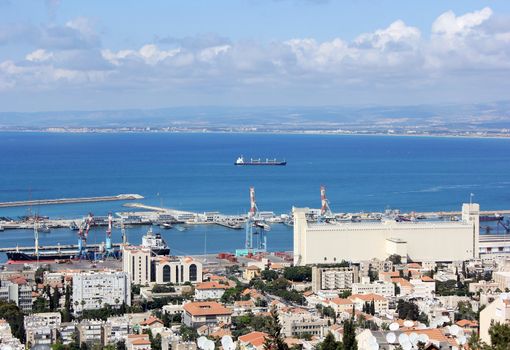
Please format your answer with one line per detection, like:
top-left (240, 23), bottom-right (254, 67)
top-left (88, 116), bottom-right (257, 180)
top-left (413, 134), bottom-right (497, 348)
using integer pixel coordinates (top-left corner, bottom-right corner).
top-left (1, 132), bottom-right (510, 260)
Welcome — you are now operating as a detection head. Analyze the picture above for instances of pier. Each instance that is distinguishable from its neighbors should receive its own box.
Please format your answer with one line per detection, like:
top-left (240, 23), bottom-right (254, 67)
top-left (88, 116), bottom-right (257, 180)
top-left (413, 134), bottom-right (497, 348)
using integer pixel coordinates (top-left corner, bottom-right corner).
top-left (0, 194), bottom-right (144, 208)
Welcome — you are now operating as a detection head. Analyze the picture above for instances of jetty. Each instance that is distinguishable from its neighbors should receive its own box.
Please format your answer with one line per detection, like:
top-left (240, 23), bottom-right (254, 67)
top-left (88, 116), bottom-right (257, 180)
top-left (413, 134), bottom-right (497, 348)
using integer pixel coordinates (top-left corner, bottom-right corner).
top-left (0, 194), bottom-right (144, 208)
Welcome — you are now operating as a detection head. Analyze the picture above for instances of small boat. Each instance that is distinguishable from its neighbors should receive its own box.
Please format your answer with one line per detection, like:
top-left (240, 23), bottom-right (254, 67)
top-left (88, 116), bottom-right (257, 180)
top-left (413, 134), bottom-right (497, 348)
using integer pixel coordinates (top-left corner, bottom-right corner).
top-left (160, 223), bottom-right (172, 229)
top-left (235, 156), bottom-right (286, 166)
top-left (39, 224), bottom-right (51, 233)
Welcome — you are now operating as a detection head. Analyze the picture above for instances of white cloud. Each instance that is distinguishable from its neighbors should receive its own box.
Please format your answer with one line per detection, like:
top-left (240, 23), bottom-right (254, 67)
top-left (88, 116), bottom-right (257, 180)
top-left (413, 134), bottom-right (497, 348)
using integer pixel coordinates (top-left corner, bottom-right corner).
top-left (102, 44), bottom-right (181, 65)
top-left (198, 45), bottom-right (231, 62)
top-left (432, 7), bottom-right (492, 36)
top-left (355, 20), bottom-right (421, 50)
top-left (0, 7), bottom-right (509, 106)
top-left (26, 49), bottom-right (53, 62)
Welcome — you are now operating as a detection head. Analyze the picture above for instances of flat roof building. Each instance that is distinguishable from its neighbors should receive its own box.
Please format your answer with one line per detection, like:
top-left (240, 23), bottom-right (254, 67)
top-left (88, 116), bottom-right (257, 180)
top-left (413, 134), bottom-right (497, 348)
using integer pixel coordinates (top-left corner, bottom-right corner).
top-left (293, 203), bottom-right (479, 265)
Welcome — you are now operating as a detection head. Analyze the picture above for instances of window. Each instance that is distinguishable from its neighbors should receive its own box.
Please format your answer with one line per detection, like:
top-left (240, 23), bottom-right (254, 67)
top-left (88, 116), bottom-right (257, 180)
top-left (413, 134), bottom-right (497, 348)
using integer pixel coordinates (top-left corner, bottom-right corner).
top-left (176, 265), bottom-right (179, 283)
top-left (163, 265), bottom-right (171, 282)
top-left (189, 264), bottom-right (197, 282)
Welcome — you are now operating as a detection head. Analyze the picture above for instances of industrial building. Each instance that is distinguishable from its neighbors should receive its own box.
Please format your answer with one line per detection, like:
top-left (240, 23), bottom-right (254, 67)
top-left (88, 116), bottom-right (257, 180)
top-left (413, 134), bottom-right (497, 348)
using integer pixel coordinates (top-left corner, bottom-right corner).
top-left (293, 203), bottom-right (480, 265)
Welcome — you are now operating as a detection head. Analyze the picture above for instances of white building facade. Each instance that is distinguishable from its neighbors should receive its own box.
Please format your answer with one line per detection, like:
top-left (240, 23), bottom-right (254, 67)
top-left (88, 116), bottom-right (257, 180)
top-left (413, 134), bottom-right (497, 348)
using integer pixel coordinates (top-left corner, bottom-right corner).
top-left (72, 270), bottom-right (131, 315)
top-left (294, 203), bottom-right (480, 265)
top-left (123, 247), bottom-right (202, 286)
top-left (352, 281), bottom-right (395, 297)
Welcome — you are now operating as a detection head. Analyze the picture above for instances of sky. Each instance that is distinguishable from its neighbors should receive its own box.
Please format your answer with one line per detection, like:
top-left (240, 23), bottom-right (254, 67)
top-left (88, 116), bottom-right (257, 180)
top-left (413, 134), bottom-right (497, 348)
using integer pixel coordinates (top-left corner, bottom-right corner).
top-left (0, 0), bottom-right (509, 112)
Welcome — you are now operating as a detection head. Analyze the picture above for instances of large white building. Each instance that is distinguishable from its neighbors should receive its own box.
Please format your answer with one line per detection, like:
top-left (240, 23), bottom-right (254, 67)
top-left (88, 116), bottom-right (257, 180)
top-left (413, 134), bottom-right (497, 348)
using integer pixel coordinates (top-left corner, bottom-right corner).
top-left (293, 203), bottom-right (480, 265)
top-left (72, 270), bottom-right (131, 315)
top-left (123, 246), bottom-right (202, 285)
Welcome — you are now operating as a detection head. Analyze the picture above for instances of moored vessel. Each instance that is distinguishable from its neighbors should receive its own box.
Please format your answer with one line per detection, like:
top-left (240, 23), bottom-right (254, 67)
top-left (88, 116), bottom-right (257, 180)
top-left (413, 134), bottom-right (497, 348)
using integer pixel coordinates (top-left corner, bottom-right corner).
top-left (235, 156), bottom-right (286, 166)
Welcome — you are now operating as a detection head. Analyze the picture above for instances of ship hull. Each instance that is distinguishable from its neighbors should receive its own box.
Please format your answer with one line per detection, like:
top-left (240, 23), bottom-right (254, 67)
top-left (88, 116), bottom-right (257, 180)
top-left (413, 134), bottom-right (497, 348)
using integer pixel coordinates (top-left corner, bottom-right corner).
top-left (6, 251), bottom-right (79, 262)
top-left (152, 248), bottom-right (170, 256)
top-left (6, 249), bottom-right (122, 263)
top-left (235, 162), bottom-right (286, 166)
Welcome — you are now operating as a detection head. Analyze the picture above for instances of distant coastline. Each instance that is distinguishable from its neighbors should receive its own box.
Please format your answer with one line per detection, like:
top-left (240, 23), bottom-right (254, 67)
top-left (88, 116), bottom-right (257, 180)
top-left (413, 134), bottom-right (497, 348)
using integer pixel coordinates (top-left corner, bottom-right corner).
top-left (1, 127), bottom-right (510, 139)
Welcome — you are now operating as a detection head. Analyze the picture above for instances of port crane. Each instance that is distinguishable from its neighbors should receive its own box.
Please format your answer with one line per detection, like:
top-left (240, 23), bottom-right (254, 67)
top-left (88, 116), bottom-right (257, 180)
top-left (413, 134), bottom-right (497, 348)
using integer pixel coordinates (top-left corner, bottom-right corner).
top-left (318, 185), bottom-right (334, 222)
top-left (77, 213), bottom-right (93, 259)
top-left (104, 213), bottom-right (116, 258)
top-left (244, 187), bottom-right (269, 254)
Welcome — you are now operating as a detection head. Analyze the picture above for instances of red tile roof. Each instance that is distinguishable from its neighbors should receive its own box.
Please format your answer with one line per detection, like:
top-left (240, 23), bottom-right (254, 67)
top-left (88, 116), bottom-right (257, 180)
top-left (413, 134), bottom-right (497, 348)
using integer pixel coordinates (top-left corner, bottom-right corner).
top-left (239, 331), bottom-right (268, 346)
top-left (183, 301), bottom-right (232, 316)
top-left (421, 276), bottom-right (435, 282)
top-left (196, 281), bottom-right (228, 290)
top-left (140, 316), bottom-right (164, 326)
top-left (330, 298), bottom-right (353, 305)
top-left (456, 319), bottom-right (478, 328)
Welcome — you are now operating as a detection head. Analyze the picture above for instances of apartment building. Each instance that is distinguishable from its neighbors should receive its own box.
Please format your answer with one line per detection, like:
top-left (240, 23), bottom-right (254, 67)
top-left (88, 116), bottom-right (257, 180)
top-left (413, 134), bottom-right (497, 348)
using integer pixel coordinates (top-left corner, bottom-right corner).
top-left (279, 309), bottom-right (327, 338)
top-left (24, 312), bottom-right (61, 347)
top-left (311, 266), bottom-right (359, 292)
top-left (72, 270), bottom-right (131, 315)
top-left (0, 279), bottom-right (33, 312)
top-left (352, 280), bottom-right (395, 297)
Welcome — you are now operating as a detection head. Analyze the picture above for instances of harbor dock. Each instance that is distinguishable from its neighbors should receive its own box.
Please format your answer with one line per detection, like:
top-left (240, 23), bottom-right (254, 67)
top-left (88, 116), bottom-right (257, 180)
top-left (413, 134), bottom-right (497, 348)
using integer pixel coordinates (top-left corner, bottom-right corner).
top-left (0, 194), bottom-right (144, 208)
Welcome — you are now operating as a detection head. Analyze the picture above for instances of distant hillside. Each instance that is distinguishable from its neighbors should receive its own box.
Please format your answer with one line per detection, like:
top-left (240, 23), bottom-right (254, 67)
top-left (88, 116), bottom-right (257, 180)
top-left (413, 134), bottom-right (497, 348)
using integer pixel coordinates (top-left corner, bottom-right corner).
top-left (0, 102), bottom-right (509, 132)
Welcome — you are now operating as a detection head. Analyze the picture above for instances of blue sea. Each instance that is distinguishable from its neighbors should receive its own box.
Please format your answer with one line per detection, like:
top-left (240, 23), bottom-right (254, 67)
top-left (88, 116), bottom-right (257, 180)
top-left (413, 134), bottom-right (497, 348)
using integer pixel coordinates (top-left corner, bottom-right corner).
top-left (1, 132), bottom-right (510, 261)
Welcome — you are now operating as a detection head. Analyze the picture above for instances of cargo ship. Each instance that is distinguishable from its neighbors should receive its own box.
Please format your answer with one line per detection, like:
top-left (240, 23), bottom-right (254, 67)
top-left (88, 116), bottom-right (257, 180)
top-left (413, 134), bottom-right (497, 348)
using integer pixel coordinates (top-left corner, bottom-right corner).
top-left (6, 226), bottom-right (170, 263)
top-left (235, 156), bottom-right (286, 166)
top-left (141, 227), bottom-right (170, 256)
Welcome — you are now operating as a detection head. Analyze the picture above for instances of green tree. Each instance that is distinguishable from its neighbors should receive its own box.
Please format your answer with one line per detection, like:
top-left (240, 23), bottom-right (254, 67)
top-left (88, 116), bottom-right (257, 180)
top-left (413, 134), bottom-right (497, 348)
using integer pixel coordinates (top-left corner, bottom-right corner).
top-left (262, 269), bottom-right (279, 282)
top-left (0, 300), bottom-right (25, 341)
top-left (489, 322), bottom-right (510, 349)
top-left (116, 340), bottom-right (126, 350)
top-left (33, 296), bottom-right (50, 313)
top-left (339, 290), bottom-right (352, 299)
top-left (180, 325), bottom-right (198, 342)
top-left (319, 332), bottom-right (343, 350)
top-left (283, 266), bottom-right (312, 282)
top-left (342, 319), bottom-right (357, 350)
top-left (397, 300), bottom-right (419, 321)
top-left (263, 307), bottom-right (289, 350)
